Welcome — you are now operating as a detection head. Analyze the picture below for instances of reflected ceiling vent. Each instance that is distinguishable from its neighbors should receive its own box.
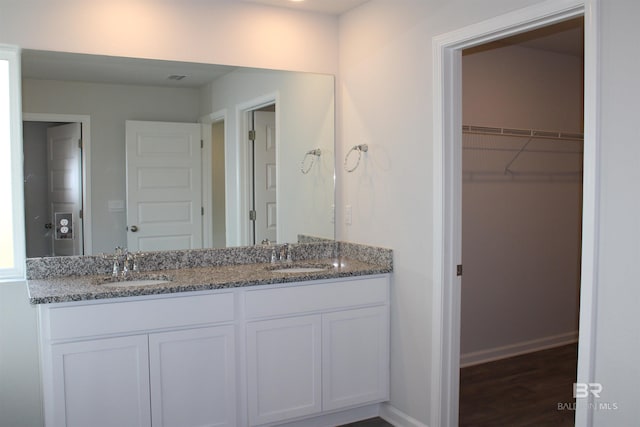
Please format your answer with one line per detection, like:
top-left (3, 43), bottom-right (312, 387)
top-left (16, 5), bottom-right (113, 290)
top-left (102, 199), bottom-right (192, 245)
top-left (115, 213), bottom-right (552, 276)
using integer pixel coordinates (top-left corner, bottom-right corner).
top-left (167, 74), bottom-right (187, 81)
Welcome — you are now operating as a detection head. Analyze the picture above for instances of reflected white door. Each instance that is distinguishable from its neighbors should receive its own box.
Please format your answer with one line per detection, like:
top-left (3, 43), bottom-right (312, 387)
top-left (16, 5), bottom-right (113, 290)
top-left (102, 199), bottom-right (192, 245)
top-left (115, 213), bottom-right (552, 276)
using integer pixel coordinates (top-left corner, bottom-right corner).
top-left (253, 111), bottom-right (277, 244)
top-left (47, 123), bottom-right (83, 256)
top-left (126, 120), bottom-right (202, 252)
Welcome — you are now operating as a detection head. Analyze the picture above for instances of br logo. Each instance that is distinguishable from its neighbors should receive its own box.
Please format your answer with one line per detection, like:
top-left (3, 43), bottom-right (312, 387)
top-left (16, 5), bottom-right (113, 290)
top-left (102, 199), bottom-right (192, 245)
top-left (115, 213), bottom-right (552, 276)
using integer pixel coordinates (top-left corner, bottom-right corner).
top-left (573, 383), bottom-right (603, 398)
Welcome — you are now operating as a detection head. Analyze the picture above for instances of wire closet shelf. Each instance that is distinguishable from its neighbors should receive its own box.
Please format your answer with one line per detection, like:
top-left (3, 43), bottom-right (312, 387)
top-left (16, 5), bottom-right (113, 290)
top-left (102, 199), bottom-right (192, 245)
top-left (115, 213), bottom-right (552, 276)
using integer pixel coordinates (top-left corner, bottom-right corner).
top-left (462, 125), bottom-right (584, 182)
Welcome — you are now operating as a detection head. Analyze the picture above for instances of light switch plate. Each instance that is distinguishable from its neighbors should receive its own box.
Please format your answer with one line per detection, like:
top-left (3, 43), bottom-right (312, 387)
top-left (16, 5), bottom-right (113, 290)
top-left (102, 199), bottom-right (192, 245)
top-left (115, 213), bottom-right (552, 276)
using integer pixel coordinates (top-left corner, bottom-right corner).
top-left (108, 200), bottom-right (125, 212)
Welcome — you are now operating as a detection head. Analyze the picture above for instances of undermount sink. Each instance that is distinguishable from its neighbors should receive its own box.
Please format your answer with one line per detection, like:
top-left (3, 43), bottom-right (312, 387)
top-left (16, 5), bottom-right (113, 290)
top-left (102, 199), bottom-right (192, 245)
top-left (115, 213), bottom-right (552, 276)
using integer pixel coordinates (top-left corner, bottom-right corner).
top-left (267, 263), bottom-right (333, 274)
top-left (271, 267), bottom-right (328, 273)
top-left (94, 274), bottom-right (173, 287)
top-left (102, 279), bottom-right (171, 287)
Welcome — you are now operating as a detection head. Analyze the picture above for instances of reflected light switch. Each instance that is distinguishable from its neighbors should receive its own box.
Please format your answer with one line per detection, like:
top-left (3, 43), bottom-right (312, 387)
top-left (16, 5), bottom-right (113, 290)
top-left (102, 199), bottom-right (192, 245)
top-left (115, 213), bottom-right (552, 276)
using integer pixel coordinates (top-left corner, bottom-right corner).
top-left (108, 200), bottom-right (125, 212)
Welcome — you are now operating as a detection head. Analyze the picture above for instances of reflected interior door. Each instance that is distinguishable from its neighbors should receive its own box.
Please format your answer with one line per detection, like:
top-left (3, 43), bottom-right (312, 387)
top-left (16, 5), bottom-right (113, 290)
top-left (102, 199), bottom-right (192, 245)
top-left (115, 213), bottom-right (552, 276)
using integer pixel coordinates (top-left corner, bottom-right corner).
top-left (252, 110), bottom-right (277, 244)
top-left (47, 122), bottom-right (83, 256)
top-left (125, 120), bottom-right (202, 252)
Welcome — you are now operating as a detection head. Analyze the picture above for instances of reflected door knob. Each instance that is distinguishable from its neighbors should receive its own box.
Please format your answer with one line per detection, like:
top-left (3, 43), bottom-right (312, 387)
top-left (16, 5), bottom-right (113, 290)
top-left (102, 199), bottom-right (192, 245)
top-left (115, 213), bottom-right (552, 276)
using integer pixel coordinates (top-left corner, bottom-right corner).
top-left (129, 225), bottom-right (138, 232)
top-left (44, 223), bottom-right (53, 229)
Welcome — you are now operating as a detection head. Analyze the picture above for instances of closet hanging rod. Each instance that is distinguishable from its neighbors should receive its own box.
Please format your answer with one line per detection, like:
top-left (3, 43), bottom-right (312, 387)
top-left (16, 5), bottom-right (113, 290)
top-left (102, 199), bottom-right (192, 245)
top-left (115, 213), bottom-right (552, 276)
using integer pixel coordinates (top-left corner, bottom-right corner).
top-left (463, 125), bottom-right (583, 141)
top-left (462, 147), bottom-right (583, 154)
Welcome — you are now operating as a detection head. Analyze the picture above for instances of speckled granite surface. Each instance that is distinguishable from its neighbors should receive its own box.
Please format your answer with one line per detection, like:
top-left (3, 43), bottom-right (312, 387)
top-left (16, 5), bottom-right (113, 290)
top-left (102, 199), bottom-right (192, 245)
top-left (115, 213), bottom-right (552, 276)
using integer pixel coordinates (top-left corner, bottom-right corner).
top-left (26, 242), bottom-right (392, 305)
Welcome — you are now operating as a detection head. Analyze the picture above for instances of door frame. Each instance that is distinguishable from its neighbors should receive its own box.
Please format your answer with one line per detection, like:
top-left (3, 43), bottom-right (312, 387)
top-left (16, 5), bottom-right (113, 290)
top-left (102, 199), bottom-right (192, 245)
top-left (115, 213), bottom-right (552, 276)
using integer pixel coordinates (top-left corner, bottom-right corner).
top-left (236, 93), bottom-right (279, 246)
top-left (431, 1), bottom-right (600, 426)
top-left (22, 113), bottom-right (92, 256)
top-left (200, 109), bottom-right (227, 248)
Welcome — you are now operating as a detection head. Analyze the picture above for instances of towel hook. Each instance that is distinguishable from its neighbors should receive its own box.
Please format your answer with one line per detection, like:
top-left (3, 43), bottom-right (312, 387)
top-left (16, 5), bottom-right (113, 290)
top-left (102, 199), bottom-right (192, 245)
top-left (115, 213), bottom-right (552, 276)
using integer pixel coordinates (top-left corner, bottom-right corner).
top-left (300, 148), bottom-right (321, 174)
top-left (344, 144), bottom-right (368, 173)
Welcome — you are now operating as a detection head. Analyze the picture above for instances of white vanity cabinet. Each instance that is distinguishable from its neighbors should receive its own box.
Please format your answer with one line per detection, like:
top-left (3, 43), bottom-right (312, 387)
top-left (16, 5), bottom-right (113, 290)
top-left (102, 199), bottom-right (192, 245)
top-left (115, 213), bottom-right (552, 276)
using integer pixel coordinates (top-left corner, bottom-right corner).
top-left (244, 275), bottom-right (390, 426)
top-left (50, 335), bottom-right (152, 427)
top-left (322, 305), bottom-right (389, 411)
top-left (148, 325), bottom-right (236, 427)
top-left (39, 292), bottom-right (237, 427)
top-left (246, 315), bottom-right (323, 425)
top-left (38, 274), bottom-right (390, 427)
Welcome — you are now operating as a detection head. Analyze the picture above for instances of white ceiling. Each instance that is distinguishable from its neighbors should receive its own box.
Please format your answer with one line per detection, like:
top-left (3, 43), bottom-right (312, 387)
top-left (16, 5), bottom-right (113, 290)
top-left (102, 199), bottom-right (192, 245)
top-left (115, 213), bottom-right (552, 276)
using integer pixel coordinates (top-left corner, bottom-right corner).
top-left (472, 17), bottom-right (584, 57)
top-left (236, 0), bottom-right (370, 15)
top-left (21, 50), bottom-right (238, 89)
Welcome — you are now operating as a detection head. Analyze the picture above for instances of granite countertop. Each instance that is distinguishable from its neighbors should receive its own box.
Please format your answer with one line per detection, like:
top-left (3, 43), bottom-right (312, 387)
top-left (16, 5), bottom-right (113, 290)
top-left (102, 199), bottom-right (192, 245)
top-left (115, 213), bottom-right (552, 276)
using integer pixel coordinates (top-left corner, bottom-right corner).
top-left (27, 257), bottom-right (392, 305)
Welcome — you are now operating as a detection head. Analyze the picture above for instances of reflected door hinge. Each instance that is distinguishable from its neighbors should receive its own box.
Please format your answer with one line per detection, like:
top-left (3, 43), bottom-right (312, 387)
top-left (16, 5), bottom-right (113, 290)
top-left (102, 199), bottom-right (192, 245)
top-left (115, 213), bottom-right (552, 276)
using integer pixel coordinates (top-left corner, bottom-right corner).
top-left (79, 209), bottom-right (83, 219)
top-left (201, 206), bottom-right (204, 216)
top-left (457, 264), bottom-right (463, 277)
top-left (201, 139), bottom-right (204, 149)
top-left (248, 130), bottom-right (256, 141)
top-left (78, 138), bottom-right (83, 150)
top-left (249, 210), bottom-right (256, 221)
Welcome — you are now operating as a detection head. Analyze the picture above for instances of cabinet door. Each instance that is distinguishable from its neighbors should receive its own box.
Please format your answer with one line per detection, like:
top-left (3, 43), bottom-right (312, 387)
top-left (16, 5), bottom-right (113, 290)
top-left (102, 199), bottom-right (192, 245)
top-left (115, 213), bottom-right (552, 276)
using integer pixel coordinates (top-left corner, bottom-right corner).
top-left (51, 335), bottom-right (151, 427)
top-left (322, 306), bottom-right (390, 411)
top-left (149, 326), bottom-right (236, 427)
top-left (246, 315), bottom-right (322, 426)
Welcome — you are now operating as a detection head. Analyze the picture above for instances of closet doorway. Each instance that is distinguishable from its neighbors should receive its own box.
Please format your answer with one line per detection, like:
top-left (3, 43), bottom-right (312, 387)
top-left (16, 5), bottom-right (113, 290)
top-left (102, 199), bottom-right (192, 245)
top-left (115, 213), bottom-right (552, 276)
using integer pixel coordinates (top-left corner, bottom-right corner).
top-left (458, 18), bottom-right (584, 426)
top-left (246, 103), bottom-right (277, 246)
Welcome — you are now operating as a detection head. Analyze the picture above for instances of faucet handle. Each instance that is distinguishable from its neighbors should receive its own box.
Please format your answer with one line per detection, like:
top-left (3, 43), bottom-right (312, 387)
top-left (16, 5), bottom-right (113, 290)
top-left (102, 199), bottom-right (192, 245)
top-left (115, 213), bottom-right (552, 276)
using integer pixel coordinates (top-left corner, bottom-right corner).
top-left (279, 243), bottom-right (292, 263)
top-left (130, 252), bottom-right (145, 272)
top-left (112, 259), bottom-right (120, 277)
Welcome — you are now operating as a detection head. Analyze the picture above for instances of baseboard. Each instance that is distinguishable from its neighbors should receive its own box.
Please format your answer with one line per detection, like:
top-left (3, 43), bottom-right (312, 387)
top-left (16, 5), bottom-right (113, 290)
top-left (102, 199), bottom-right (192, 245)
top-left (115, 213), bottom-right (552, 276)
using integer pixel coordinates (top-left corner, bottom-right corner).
top-left (276, 404), bottom-right (380, 427)
top-left (379, 402), bottom-right (429, 427)
top-left (460, 331), bottom-right (578, 368)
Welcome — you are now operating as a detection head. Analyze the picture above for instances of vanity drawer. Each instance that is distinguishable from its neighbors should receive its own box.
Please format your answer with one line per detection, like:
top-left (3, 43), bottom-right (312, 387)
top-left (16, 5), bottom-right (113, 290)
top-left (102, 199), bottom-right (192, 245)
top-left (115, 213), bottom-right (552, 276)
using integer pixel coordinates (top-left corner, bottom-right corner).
top-left (244, 275), bottom-right (389, 319)
top-left (43, 292), bottom-right (235, 341)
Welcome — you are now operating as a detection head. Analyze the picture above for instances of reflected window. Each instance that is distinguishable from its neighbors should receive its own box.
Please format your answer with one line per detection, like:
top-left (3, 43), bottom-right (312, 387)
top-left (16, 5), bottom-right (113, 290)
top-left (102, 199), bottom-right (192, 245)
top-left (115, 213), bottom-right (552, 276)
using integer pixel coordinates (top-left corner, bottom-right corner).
top-left (0, 47), bottom-right (25, 280)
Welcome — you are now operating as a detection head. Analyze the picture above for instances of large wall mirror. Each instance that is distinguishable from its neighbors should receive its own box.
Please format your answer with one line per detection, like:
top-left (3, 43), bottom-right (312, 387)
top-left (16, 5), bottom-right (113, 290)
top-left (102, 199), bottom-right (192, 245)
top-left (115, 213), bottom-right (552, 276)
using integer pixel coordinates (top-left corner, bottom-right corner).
top-left (21, 49), bottom-right (335, 257)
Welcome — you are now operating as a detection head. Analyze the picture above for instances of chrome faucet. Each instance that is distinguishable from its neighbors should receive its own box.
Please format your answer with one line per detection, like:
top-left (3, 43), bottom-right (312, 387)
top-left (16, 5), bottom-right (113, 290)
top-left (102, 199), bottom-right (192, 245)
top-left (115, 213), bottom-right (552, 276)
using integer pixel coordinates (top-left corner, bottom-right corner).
top-left (110, 247), bottom-right (126, 277)
top-left (103, 247), bottom-right (142, 278)
top-left (280, 244), bottom-right (292, 263)
top-left (122, 251), bottom-right (132, 277)
top-left (270, 244), bottom-right (292, 264)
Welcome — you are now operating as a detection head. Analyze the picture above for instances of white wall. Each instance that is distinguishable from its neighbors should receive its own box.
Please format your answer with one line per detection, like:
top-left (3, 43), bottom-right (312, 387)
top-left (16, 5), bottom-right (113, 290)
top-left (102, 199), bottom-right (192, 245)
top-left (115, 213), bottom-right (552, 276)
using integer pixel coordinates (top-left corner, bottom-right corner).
top-left (0, 0), bottom-right (338, 75)
top-left (0, 282), bottom-right (43, 427)
top-left (1, 2), bottom-right (338, 426)
top-left (203, 68), bottom-right (335, 246)
top-left (460, 44), bottom-right (583, 363)
top-left (339, 0), bottom-right (640, 425)
top-left (22, 79), bottom-right (202, 254)
top-left (592, 0), bottom-right (640, 423)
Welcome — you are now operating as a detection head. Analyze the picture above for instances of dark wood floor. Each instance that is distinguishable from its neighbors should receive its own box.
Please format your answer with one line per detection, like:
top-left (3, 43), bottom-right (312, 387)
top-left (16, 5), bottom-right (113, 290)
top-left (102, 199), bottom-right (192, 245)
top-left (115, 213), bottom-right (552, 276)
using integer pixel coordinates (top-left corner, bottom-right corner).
top-left (340, 344), bottom-right (577, 427)
top-left (341, 417), bottom-right (393, 426)
top-left (459, 343), bottom-right (578, 427)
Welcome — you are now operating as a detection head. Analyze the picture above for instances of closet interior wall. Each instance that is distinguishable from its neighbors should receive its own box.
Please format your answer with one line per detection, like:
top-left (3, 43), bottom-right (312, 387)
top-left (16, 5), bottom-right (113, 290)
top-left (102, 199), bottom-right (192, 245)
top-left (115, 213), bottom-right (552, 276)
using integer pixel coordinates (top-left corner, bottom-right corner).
top-left (461, 125), bottom-right (583, 365)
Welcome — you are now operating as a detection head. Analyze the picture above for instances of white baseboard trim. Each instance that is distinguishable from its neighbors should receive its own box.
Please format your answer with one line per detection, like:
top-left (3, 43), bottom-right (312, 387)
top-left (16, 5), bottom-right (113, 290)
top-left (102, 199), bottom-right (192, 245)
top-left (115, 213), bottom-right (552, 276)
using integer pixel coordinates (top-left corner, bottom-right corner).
top-left (277, 403), bottom-right (380, 427)
top-left (460, 331), bottom-right (579, 368)
top-left (379, 402), bottom-right (429, 427)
